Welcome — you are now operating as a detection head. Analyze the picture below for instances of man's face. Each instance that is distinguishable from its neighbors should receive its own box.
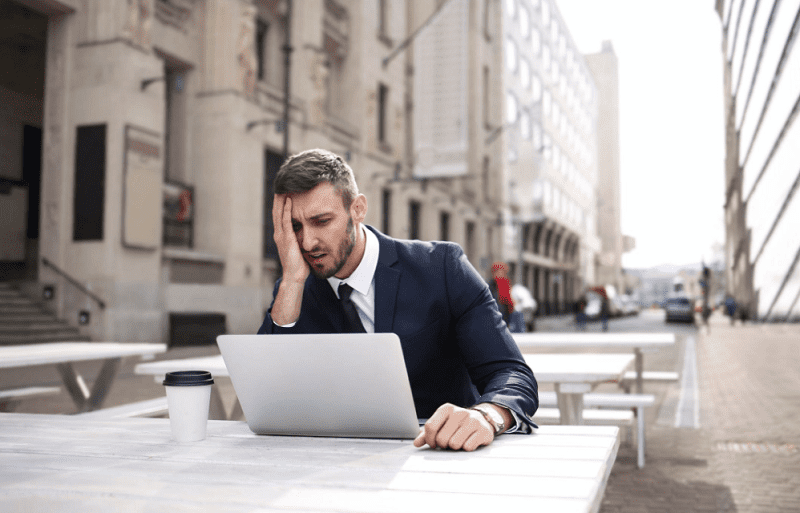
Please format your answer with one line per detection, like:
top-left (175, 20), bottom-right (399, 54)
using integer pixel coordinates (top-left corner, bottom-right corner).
top-left (289, 183), bottom-right (362, 279)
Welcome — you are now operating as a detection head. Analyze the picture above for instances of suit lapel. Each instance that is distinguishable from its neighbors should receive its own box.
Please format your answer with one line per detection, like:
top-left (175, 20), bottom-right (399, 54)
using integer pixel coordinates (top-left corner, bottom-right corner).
top-left (369, 227), bottom-right (401, 334)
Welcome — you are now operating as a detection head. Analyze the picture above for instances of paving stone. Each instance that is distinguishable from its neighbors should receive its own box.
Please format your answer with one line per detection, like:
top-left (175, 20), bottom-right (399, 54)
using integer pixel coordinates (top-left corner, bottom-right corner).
top-left (600, 313), bottom-right (800, 512)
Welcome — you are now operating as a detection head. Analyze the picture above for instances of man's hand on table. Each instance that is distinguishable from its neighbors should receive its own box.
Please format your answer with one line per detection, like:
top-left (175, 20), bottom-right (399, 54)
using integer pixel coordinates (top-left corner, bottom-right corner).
top-left (413, 403), bottom-right (511, 451)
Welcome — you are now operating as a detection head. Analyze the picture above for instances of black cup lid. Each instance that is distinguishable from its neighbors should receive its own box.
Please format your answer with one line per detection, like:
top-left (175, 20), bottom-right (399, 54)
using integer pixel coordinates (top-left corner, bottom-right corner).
top-left (163, 370), bottom-right (214, 386)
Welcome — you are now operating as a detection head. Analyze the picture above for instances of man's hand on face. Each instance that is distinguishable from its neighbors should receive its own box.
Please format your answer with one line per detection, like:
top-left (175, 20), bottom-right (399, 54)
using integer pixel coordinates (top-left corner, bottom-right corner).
top-left (273, 194), bottom-right (309, 284)
top-left (413, 403), bottom-right (494, 452)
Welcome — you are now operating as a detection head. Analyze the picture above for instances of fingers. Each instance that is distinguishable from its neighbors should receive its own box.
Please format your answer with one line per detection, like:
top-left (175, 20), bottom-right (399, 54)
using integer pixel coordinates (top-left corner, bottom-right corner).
top-left (272, 195), bottom-right (309, 283)
top-left (272, 194), bottom-right (290, 239)
top-left (412, 427), bottom-right (426, 448)
top-left (272, 194), bottom-right (286, 242)
top-left (414, 404), bottom-right (494, 452)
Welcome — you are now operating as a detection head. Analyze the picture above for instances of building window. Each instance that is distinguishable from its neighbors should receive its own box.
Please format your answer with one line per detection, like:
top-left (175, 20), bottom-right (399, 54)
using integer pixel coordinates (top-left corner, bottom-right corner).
top-left (532, 27), bottom-right (541, 55)
top-left (163, 62), bottom-right (188, 182)
top-left (263, 150), bottom-right (284, 259)
top-left (254, 4), bottom-right (286, 90)
top-left (256, 19), bottom-right (268, 81)
top-left (504, 0), bottom-right (516, 18)
top-left (520, 58), bottom-right (530, 90)
top-left (73, 125), bottom-right (106, 241)
top-left (483, 65), bottom-right (491, 127)
top-left (382, 188), bottom-right (391, 235)
top-left (482, 155), bottom-right (491, 203)
top-left (483, 0), bottom-right (495, 40)
top-left (505, 37), bottom-right (518, 73)
top-left (440, 211), bottom-right (450, 241)
top-left (409, 200), bottom-right (421, 240)
top-left (378, 82), bottom-right (389, 145)
top-left (323, 1), bottom-right (349, 119)
top-left (378, 0), bottom-right (391, 43)
top-left (506, 91), bottom-right (518, 124)
top-left (520, 110), bottom-right (531, 140)
top-left (466, 221), bottom-right (476, 262)
top-left (542, 44), bottom-right (551, 71)
top-left (532, 73), bottom-right (542, 101)
top-left (519, 4), bottom-right (530, 39)
top-left (541, 0), bottom-right (549, 26)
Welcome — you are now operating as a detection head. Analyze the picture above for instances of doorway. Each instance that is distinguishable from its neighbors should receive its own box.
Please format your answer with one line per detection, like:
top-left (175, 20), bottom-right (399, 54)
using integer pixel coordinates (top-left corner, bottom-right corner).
top-left (0, 0), bottom-right (47, 281)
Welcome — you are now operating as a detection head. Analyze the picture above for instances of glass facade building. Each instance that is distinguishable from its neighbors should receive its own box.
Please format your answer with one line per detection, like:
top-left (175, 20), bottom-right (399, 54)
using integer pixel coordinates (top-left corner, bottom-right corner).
top-left (718, 0), bottom-right (800, 320)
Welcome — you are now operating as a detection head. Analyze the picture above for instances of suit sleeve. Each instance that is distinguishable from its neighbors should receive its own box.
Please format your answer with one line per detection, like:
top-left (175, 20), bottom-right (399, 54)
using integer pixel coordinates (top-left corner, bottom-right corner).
top-left (444, 245), bottom-right (539, 432)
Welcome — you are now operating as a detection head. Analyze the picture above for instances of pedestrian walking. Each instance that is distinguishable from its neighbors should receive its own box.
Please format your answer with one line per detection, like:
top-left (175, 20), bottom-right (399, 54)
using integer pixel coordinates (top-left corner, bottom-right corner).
top-left (575, 294), bottom-right (588, 331)
top-left (725, 295), bottom-right (737, 325)
top-left (489, 262), bottom-right (515, 329)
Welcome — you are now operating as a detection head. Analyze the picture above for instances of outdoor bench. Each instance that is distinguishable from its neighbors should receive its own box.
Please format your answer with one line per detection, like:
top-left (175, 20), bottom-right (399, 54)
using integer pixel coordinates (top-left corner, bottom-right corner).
top-left (0, 386), bottom-right (61, 412)
top-left (538, 390), bottom-right (655, 468)
top-left (619, 370), bottom-right (679, 393)
top-left (77, 396), bottom-right (169, 420)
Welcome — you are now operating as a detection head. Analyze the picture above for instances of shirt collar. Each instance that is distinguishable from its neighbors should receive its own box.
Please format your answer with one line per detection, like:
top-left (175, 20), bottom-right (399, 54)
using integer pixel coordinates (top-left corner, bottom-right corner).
top-left (328, 225), bottom-right (379, 298)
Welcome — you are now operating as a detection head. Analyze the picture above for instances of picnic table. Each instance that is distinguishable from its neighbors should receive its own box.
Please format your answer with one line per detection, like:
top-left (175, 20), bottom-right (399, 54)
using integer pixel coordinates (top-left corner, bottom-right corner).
top-left (514, 332), bottom-right (675, 393)
top-left (0, 413), bottom-right (620, 513)
top-left (524, 353), bottom-right (635, 425)
top-left (0, 342), bottom-right (166, 412)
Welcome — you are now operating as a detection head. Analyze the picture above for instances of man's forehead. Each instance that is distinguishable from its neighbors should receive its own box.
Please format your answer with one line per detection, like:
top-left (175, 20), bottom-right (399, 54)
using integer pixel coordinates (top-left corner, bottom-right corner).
top-left (289, 184), bottom-right (346, 218)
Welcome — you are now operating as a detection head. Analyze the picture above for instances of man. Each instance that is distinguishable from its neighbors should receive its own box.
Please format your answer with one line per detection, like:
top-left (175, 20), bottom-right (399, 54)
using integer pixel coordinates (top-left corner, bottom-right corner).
top-left (259, 149), bottom-right (538, 452)
top-left (488, 261), bottom-right (514, 327)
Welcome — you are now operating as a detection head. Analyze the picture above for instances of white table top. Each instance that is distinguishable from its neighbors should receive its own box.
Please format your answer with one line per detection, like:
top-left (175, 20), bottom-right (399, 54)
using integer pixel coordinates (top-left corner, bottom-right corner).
top-left (135, 354), bottom-right (229, 377)
top-left (524, 353), bottom-right (635, 384)
top-left (0, 413), bottom-right (619, 513)
top-left (0, 342), bottom-right (167, 369)
top-left (514, 332), bottom-right (675, 352)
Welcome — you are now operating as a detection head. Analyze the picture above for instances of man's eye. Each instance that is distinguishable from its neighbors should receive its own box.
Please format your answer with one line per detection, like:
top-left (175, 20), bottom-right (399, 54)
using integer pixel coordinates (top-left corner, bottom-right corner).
top-left (292, 223), bottom-right (301, 232)
top-left (317, 219), bottom-right (330, 225)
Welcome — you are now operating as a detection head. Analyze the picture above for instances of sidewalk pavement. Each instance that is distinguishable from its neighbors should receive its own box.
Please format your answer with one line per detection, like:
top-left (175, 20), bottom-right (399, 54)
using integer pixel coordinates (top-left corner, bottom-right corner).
top-left (600, 312), bottom-right (800, 513)
top-left (3, 312), bottom-right (799, 512)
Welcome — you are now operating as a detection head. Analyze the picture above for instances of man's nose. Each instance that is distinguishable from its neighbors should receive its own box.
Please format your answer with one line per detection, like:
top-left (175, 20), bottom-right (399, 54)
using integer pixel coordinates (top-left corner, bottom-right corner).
top-left (300, 227), bottom-right (319, 251)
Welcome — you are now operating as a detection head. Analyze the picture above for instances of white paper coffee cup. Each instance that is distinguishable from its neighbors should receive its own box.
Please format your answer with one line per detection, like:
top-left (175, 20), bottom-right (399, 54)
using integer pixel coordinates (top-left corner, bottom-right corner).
top-left (163, 370), bottom-right (214, 443)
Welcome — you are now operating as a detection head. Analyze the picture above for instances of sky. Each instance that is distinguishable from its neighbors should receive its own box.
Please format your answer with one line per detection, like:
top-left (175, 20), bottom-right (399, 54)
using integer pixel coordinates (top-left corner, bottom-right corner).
top-left (553, 0), bottom-right (726, 269)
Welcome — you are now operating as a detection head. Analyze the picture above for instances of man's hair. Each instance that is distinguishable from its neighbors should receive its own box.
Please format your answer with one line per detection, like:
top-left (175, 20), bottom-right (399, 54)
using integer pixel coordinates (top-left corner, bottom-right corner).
top-left (274, 149), bottom-right (359, 209)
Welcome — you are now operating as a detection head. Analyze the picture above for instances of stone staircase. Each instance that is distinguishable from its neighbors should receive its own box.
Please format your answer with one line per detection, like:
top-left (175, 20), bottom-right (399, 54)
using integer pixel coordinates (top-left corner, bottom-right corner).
top-left (0, 282), bottom-right (90, 345)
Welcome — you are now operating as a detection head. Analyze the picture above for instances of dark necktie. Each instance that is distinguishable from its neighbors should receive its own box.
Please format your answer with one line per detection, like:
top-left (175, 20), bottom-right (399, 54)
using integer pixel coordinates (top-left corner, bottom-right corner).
top-left (338, 283), bottom-right (366, 333)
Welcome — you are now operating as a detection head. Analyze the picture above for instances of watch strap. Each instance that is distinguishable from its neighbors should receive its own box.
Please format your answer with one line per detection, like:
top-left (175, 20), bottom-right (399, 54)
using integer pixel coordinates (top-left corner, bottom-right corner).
top-left (470, 404), bottom-right (505, 435)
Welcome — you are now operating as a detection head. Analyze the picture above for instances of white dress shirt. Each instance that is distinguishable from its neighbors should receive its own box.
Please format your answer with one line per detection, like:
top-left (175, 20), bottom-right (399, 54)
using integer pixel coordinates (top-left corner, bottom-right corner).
top-left (326, 225), bottom-right (379, 333)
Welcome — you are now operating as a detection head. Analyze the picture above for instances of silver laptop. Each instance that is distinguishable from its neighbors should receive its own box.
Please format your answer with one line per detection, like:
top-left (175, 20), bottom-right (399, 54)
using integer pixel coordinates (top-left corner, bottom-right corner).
top-left (216, 333), bottom-right (421, 439)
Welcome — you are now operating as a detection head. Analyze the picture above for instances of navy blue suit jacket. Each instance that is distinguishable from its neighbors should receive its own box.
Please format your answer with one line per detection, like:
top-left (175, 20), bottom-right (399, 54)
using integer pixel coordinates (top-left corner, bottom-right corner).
top-left (258, 226), bottom-right (539, 431)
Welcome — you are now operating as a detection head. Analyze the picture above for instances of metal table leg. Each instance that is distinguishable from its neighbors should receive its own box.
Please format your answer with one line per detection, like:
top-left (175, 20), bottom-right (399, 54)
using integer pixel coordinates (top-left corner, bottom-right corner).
top-left (634, 349), bottom-right (644, 394)
top-left (56, 358), bottom-right (121, 412)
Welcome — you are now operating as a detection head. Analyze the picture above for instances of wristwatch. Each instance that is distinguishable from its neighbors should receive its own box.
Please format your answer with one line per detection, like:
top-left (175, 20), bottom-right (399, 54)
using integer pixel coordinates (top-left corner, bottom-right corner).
top-left (470, 403), bottom-right (506, 435)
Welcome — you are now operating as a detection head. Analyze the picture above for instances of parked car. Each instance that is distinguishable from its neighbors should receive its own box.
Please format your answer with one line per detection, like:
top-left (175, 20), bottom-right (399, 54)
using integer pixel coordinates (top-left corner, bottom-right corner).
top-left (620, 295), bottom-right (640, 316)
top-left (665, 296), bottom-right (695, 323)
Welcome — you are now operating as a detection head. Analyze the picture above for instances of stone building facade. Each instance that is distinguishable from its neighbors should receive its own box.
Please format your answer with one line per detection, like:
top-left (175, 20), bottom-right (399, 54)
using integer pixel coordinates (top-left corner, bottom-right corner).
top-left (499, 0), bottom-right (601, 314)
top-left (585, 40), bottom-right (625, 294)
top-left (0, 0), bottom-right (518, 343)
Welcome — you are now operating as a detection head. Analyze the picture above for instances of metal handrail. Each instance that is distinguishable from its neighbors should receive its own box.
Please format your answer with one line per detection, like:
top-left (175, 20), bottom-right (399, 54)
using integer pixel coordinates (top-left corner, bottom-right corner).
top-left (41, 257), bottom-right (106, 309)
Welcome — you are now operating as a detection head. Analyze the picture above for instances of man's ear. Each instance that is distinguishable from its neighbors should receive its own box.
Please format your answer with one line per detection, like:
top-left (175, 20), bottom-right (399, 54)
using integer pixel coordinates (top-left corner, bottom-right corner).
top-left (351, 194), bottom-right (367, 224)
